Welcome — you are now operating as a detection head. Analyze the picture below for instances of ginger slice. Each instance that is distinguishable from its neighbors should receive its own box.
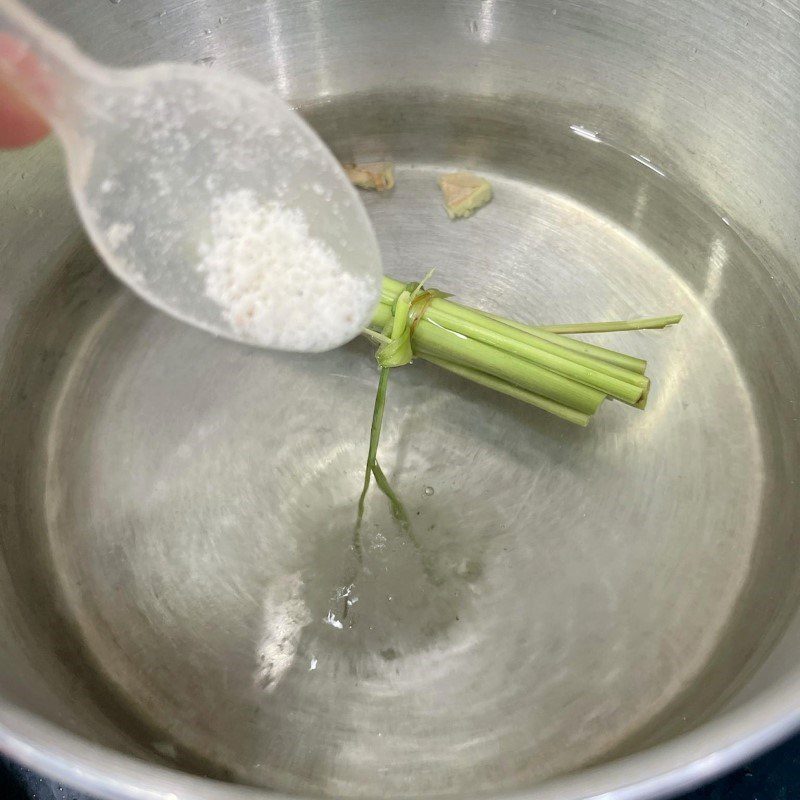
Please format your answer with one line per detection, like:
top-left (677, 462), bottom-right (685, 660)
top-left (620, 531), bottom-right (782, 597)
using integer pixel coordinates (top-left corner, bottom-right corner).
top-left (437, 171), bottom-right (492, 219)
top-left (343, 162), bottom-right (395, 192)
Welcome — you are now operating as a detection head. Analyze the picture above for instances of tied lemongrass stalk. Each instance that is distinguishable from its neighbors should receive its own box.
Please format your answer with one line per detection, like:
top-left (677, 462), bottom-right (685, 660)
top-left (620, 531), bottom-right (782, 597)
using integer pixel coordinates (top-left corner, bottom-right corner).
top-left (350, 271), bottom-right (681, 592)
top-left (348, 272), bottom-right (682, 594)
top-left (344, 276), bottom-right (442, 616)
top-left (369, 275), bottom-right (682, 420)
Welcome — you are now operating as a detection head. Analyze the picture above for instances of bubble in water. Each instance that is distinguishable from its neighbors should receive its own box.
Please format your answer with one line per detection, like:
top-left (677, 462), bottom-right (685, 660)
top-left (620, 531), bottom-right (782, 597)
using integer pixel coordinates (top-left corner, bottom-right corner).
top-left (423, 486), bottom-right (435, 496)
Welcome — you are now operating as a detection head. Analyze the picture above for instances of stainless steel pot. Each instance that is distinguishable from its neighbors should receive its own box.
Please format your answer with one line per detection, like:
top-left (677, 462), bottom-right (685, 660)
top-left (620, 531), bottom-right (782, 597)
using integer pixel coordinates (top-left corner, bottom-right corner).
top-left (2, 1), bottom-right (800, 799)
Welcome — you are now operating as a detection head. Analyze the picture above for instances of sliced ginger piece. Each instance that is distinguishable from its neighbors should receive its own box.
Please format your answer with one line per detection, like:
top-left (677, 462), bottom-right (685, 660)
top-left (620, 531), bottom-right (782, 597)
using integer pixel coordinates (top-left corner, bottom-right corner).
top-left (437, 171), bottom-right (492, 219)
top-left (343, 162), bottom-right (395, 192)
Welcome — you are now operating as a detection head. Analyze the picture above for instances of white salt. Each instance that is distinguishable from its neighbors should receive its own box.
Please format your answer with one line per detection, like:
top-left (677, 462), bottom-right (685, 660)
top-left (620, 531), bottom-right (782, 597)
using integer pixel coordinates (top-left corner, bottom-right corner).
top-left (106, 221), bottom-right (134, 249)
top-left (197, 189), bottom-right (375, 351)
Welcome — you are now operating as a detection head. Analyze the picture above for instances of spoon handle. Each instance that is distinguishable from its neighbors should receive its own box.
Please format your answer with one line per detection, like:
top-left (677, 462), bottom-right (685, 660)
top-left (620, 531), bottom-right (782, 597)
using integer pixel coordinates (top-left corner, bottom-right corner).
top-left (0, 0), bottom-right (97, 137)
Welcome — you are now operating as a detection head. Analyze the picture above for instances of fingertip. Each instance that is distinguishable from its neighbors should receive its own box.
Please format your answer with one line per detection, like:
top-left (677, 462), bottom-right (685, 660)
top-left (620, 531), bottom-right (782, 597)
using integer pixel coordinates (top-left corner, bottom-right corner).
top-left (0, 33), bottom-right (50, 148)
top-left (0, 87), bottom-right (49, 147)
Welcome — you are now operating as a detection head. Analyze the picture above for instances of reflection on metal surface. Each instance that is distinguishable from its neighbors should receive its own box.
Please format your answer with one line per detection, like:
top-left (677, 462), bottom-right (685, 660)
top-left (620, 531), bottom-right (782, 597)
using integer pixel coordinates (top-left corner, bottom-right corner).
top-left (263, 2), bottom-right (290, 97)
top-left (477, 0), bottom-right (496, 43)
top-left (632, 183), bottom-right (649, 228)
top-left (704, 237), bottom-right (729, 305)
top-left (630, 153), bottom-right (667, 177)
top-left (569, 123), bottom-right (603, 143)
top-left (255, 573), bottom-right (310, 692)
top-left (307, 0), bottom-right (332, 99)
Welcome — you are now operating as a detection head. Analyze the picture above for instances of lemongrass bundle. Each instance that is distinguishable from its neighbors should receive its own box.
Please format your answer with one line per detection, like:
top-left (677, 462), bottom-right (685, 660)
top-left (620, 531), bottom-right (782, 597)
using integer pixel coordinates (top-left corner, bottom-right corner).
top-left (345, 272), bottom-right (681, 605)
top-left (366, 275), bottom-right (680, 426)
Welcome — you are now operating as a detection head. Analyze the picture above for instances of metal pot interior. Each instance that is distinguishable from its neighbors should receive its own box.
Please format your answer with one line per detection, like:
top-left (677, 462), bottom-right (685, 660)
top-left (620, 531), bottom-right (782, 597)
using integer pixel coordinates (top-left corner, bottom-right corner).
top-left (1, 2), bottom-right (799, 799)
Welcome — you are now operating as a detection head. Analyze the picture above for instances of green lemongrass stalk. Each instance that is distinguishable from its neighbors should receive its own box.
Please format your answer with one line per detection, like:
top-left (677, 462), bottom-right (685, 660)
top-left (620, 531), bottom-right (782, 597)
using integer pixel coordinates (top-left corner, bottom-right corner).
top-left (371, 301), bottom-right (606, 415)
top-left (381, 299), bottom-right (648, 380)
top-left (472, 309), bottom-right (648, 374)
top-left (538, 315), bottom-right (683, 334)
top-left (363, 326), bottom-right (592, 423)
top-left (373, 274), bottom-right (680, 424)
top-left (485, 310), bottom-right (680, 373)
top-left (439, 303), bottom-right (652, 385)
top-left (353, 292), bottom-right (413, 559)
top-left (350, 286), bottom-right (445, 598)
top-left (411, 303), bottom-right (647, 404)
top-left (373, 296), bottom-right (642, 409)
top-left (414, 324), bottom-right (607, 414)
top-left (385, 273), bottom-right (674, 338)
top-left (423, 356), bottom-right (592, 426)
top-left (377, 296), bottom-right (649, 392)
top-left (371, 462), bottom-right (411, 530)
top-left (371, 461), bottom-right (440, 583)
top-left (635, 380), bottom-right (651, 410)
top-left (353, 365), bottom-right (391, 565)
top-left (346, 275), bottom-right (678, 625)
top-left (380, 276), bottom-right (648, 375)
top-left (348, 273), bottom-right (679, 610)
top-left (362, 327), bottom-right (390, 347)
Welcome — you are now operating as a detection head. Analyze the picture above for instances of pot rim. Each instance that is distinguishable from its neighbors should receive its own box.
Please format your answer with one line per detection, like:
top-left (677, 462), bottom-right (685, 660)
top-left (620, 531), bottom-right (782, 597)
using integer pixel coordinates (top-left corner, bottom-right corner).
top-left (2, 670), bottom-right (800, 800)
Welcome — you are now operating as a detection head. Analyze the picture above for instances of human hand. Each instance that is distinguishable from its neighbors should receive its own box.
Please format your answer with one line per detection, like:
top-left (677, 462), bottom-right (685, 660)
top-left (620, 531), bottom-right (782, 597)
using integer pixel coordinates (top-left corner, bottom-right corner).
top-left (0, 33), bottom-right (49, 148)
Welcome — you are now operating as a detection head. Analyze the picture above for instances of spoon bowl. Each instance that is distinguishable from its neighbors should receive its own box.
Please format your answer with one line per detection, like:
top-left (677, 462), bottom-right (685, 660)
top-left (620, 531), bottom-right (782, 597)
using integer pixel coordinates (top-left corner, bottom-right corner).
top-left (0, 0), bottom-right (382, 351)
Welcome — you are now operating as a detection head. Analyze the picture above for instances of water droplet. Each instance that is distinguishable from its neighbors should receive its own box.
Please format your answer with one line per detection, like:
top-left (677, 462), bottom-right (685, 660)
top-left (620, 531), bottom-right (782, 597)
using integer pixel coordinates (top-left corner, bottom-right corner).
top-left (109, 0), bottom-right (122, 4)
top-left (423, 486), bottom-right (434, 496)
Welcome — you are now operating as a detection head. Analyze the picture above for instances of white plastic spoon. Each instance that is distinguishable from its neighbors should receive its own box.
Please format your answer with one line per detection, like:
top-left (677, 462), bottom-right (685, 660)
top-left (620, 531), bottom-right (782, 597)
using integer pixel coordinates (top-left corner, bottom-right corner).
top-left (0, 0), bottom-right (382, 352)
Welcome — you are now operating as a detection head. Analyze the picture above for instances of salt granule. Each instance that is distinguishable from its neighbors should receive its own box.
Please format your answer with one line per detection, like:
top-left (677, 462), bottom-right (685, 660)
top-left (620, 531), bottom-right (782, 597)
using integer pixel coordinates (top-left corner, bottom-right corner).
top-left (198, 189), bottom-right (375, 351)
